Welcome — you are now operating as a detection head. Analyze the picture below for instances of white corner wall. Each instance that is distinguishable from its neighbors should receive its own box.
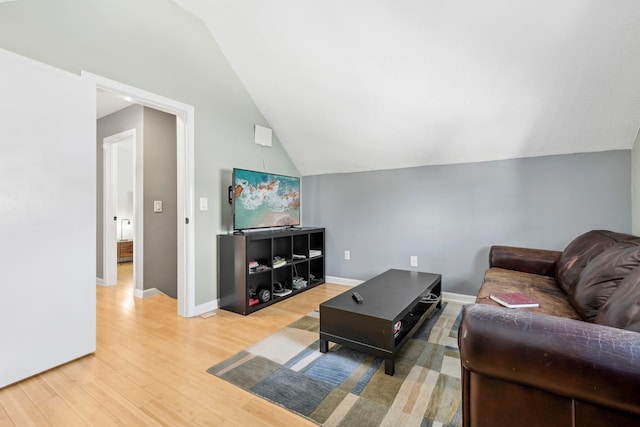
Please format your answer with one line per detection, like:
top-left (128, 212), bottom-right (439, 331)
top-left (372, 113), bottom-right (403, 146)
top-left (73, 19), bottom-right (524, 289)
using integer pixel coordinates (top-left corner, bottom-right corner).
top-left (0, 49), bottom-right (96, 387)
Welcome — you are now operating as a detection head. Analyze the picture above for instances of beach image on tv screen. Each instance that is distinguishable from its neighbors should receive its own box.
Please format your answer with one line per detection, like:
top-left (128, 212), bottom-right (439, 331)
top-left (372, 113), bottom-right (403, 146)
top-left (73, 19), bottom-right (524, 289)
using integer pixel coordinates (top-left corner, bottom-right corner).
top-left (233, 169), bottom-right (300, 229)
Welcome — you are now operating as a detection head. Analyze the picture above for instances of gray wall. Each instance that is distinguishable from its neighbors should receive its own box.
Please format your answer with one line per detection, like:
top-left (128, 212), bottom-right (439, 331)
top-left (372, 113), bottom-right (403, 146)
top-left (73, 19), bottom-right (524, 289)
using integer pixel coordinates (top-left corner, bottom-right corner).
top-left (143, 107), bottom-right (177, 297)
top-left (302, 150), bottom-right (632, 296)
top-left (0, 0), bottom-right (299, 307)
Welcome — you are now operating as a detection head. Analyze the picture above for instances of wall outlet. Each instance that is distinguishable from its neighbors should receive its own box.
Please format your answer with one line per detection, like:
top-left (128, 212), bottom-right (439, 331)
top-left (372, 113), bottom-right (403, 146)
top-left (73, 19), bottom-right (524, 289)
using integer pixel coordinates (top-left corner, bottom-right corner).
top-left (410, 256), bottom-right (418, 267)
top-left (344, 250), bottom-right (350, 260)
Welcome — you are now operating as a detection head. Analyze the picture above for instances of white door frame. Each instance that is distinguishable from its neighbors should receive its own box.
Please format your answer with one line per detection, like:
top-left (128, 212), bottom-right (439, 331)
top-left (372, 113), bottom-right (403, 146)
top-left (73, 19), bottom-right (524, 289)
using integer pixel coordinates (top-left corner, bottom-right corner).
top-left (84, 71), bottom-right (196, 318)
top-left (102, 129), bottom-right (136, 288)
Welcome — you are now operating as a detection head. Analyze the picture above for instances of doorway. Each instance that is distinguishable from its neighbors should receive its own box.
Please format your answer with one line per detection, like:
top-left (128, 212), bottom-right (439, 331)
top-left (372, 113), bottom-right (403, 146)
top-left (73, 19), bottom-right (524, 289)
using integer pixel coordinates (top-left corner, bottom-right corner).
top-left (85, 71), bottom-right (196, 317)
top-left (103, 129), bottom-right (136, 289)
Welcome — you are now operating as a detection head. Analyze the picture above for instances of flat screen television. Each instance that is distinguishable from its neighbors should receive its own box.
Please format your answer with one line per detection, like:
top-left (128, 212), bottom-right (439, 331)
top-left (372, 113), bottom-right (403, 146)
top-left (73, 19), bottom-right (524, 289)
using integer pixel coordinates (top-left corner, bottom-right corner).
top-left (232, 168), bottom-right (301, 231)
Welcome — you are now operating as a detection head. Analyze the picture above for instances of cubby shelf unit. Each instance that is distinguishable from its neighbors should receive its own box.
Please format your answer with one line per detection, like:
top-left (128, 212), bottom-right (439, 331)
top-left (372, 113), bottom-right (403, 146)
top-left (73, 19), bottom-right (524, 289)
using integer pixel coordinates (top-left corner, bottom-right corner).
top-left (218, 227), bottom-right (325, 315)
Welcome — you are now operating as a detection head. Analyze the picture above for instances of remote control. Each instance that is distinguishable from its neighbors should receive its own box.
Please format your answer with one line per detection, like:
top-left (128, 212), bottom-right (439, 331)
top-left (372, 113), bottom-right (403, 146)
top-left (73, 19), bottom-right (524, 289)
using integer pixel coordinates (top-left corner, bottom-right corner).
top-left (352, 291), bottom-right (364, 304)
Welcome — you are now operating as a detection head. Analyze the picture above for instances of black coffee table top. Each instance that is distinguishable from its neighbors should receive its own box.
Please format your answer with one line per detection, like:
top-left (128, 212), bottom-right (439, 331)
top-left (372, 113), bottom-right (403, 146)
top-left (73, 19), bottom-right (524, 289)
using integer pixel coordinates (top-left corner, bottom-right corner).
top-left (320, 269), bottom-right (441, 321)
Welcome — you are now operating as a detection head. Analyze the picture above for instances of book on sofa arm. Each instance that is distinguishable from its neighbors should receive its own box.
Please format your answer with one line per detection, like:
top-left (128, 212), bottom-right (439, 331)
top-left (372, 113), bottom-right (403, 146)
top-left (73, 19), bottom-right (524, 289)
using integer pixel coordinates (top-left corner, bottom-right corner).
top-left (490, 292), bottom-right (540, 308)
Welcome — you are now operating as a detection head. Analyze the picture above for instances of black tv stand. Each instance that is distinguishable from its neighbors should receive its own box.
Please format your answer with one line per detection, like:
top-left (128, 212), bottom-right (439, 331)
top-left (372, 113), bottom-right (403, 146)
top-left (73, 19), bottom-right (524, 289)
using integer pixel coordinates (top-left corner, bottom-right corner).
top-left (218, 227), bottom-right (325, 315)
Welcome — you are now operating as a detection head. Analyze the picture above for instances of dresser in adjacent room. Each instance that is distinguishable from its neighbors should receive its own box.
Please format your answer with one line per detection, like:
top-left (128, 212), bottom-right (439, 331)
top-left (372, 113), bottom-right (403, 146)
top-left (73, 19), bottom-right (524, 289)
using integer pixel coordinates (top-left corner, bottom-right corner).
top-left (117, 240), bottom-right (133, 263)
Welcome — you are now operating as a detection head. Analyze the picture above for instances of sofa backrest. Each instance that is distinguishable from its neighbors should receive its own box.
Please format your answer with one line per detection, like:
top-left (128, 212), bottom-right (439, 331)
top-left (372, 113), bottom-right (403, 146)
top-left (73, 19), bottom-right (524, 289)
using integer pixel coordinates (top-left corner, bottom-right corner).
top-left (595, 265), bottom-right (640, 332)
top-left (557, 230), bottom-right (640, 325)
top-left (569, 244), bottom-right (640, 321)
top-left (556, 230), bottom-right (640, 293)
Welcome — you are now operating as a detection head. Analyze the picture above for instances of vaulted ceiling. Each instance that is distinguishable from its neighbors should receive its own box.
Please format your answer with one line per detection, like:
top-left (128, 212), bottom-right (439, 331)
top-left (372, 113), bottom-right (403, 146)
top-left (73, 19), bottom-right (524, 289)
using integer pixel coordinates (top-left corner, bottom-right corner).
top-left (172, 0), bottom-right (640, 176)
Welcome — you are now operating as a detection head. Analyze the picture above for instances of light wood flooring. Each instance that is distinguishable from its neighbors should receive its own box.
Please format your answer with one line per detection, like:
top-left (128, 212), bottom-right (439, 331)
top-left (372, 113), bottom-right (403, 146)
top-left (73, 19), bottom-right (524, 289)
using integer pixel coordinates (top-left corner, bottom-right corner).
top-left (0, 263), bottom-right (349, 426)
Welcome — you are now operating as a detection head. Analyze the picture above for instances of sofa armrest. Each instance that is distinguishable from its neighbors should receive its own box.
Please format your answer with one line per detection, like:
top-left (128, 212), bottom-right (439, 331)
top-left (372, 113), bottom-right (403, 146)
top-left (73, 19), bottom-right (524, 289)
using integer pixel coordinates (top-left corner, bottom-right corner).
top-left (489, 245), bottom-right (561, 277)
top-left (459, 304), bottom-right (640, 416)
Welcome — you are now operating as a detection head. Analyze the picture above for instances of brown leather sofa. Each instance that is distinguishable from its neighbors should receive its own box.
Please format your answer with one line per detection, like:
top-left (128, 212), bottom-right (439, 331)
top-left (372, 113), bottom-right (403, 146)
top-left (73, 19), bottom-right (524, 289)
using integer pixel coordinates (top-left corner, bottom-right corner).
top-left (458, 230), bottom-right (640, 427)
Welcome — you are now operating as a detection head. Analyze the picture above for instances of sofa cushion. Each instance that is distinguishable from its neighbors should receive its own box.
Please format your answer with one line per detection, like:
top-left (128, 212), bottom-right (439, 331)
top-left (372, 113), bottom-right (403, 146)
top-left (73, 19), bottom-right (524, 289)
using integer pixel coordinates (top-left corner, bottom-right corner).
top-left (556, 230), bottom-right (640, 293)
top-left (477, 267), bottom-right (582, 320)
top-left (569, 245), bottom-right (640, 322)
top-left (594, 266), bottom-right (640, 332)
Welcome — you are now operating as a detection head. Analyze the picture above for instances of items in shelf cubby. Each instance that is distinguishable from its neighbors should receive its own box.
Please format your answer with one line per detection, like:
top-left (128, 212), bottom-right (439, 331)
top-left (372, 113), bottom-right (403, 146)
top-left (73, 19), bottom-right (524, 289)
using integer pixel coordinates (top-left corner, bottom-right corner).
top-left (273, 281), bottom-right (292, 297)
top-left (293, 261), bottom-right (309, 288)
top-left (293, 276), bottom-right (308, 290)
top-left (248, 287), bottom-right (271, 306)
top-left (249, 260), bottom-right (270, 274)
top-left (273, 264), bottom-right (292, 288)
top-left (273, 235), bottom-right (292, 264)
top-left (310, 257), bottom-right (324, 285)
top-left (272, 256), bottom-right (287, 269)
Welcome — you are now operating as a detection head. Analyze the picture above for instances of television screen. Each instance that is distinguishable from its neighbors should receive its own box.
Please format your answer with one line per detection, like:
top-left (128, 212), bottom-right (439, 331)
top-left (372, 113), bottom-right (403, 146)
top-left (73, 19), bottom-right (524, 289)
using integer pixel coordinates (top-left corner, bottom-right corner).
top-left (232, 168), bottom-right (301, 230)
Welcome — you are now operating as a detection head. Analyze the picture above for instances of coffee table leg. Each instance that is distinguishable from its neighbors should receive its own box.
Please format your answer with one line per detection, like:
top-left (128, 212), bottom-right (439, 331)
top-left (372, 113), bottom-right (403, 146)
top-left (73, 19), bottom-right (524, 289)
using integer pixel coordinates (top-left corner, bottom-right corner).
top-left (385, 358), bottom-right (395, 376)
top-left (319, 339), bottom-right (328, 353)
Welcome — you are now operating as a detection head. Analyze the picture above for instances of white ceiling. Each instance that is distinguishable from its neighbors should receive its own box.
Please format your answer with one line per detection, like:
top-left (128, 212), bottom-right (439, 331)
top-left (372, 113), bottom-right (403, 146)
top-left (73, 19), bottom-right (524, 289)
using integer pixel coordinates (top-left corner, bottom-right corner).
top-left (172, 0), bottom-right (640, 176)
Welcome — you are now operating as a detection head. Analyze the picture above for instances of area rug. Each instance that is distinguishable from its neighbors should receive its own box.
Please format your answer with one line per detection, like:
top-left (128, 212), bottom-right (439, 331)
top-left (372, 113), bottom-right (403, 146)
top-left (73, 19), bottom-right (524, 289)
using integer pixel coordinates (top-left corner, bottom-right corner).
top-left (208, 302), bottom-right (463, 427)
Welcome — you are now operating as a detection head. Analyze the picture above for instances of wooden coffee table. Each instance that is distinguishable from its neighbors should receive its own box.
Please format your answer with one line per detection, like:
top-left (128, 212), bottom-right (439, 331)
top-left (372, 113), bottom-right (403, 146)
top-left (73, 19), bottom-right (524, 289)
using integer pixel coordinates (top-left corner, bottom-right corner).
top-left (319, 269), bottom-right (442, 375)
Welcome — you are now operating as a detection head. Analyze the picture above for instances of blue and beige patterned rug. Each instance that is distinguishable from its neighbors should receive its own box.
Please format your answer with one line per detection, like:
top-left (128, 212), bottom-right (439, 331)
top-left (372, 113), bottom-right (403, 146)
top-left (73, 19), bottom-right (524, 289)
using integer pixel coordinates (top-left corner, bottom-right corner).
top-left (208, 302), bottom-right (463, 426)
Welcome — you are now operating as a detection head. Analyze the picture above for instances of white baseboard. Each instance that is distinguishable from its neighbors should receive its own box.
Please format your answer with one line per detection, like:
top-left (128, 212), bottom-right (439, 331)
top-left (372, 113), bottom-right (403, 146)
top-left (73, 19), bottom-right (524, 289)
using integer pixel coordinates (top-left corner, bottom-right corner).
top-left (133, 287), bottom-right (165, 299)
top-left (325, 275), bottom-right (475, 304)
top-left (96, 277), bottom-right (117, 287)
top-left (442, 291), bottom-right (476, 305)
top-left (326, 276), bottom-right (363, 287)
top-left (130, 288), bottom-right (219, 317)
top-left (178, 278), bottom-right (474, 319)
top-left (193, 299), bottom-right (219, 317)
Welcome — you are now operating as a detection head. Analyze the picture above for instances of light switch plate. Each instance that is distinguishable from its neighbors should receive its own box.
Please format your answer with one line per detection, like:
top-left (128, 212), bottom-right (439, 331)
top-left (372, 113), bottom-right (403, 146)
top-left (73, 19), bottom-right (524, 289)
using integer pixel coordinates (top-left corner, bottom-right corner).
top-left (154, 200), bottom-right (163, 213)
top-left (200, 197), bottom-right (208, 211)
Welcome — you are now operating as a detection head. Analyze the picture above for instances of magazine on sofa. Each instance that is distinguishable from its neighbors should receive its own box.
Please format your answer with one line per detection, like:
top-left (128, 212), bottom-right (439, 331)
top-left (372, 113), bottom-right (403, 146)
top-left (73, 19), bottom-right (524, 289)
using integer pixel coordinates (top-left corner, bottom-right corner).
top-left (490, 292), bottom-right (539, 308)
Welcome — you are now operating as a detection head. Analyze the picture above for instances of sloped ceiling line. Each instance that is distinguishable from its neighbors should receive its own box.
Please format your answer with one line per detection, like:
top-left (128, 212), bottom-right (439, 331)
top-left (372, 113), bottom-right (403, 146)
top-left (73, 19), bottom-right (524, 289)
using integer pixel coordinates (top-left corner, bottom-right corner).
top-left (171, 0), bottom-right (640, 176)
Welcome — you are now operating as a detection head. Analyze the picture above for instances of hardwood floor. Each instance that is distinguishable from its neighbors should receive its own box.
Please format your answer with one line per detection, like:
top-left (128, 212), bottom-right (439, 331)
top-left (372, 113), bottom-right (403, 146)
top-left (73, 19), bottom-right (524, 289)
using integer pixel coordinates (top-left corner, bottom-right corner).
top-left (0, 263), bottom-right (349, 426)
